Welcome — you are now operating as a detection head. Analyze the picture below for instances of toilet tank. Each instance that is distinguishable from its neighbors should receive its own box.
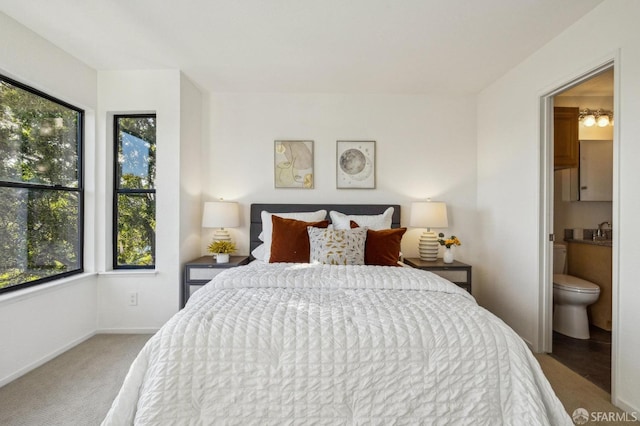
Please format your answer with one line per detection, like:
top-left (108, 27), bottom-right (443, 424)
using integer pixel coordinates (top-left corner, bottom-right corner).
top-left (553, 244), bottom-right (567, 274)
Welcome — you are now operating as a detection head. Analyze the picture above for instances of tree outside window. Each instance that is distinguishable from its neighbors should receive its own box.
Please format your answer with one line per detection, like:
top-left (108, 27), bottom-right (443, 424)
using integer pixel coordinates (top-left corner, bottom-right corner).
top-left (114, 115), bottom-right (156, 268)
top-left (0, 75), bottom-right (83, 293)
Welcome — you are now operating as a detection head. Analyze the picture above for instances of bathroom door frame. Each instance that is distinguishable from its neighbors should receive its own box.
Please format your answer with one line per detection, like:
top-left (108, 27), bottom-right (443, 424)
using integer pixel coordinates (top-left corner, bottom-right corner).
top-left (539, 56), bottom-right (619, 400)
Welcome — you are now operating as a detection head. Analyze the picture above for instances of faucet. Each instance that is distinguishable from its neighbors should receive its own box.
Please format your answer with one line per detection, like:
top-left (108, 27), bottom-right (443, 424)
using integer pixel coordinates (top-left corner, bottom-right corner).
top-left (595, 221), bottom-right (611, 239)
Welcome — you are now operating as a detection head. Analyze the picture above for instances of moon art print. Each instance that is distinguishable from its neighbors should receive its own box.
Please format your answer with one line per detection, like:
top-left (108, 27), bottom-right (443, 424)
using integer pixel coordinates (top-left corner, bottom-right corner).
top-left (274, 140), bottom-right (314, 188)
top-left (339, 149), bottom-right (366, 175)
top-left (336, 141), bottom-right (375, 189)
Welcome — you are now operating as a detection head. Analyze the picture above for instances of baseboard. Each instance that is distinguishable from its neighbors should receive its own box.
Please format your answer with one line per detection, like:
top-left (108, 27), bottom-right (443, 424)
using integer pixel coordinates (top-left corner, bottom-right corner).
top-left (0, 330), bottom-right (96, 388)
top-left (613, 397), bottom-right (640, 417)
top-left (96, 328), bottom-right (159, 334)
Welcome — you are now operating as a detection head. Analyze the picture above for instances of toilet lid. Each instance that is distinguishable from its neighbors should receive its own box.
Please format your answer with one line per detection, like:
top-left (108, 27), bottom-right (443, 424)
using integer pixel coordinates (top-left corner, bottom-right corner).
top-left (553, 274), bottom-right (600, 293)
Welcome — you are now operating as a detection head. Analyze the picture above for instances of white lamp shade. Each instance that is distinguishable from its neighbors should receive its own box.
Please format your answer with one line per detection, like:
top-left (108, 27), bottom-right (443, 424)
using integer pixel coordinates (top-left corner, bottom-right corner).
top-left (202, 201), bottom-right (240, 228)
top-left (409, 201), bottom-right (448, 229)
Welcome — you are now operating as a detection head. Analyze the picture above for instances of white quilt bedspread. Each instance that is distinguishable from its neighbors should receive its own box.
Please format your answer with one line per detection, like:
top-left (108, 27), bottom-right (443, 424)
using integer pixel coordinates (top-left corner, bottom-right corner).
top-left (103, 262), bottom-right (571, 425)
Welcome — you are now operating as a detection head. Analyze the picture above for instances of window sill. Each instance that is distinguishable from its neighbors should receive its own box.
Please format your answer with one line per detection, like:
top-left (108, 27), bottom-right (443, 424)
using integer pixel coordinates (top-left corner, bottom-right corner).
top-left (0, 272), bottom-right (97, 307)
top-left (98, 269), bottom-right (159, 278)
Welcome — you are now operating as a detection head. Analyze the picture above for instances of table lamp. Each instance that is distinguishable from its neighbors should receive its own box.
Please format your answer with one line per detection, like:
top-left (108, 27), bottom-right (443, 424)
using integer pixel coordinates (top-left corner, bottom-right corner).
top-left (202, 201), bottom-right (240, 243)
top-left (410, 201), bottom-right (448, 261)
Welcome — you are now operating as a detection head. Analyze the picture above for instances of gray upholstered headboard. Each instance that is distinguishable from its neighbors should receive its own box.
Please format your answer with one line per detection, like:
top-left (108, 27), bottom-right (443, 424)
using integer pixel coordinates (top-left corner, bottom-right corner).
top-left (250, 203), bottom-right (401, 254)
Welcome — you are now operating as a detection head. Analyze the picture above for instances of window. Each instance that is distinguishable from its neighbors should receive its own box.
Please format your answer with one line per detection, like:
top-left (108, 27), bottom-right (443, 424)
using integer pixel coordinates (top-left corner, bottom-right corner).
top-left (113, 114), bottom-right (156, 269)
top-left (0, 75), bottom-right (84, 293)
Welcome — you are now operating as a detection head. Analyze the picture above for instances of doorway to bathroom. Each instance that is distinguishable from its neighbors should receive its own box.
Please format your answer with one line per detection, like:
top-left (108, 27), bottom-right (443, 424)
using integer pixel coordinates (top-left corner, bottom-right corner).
top-left (540, 61), bottom-right (617, 395)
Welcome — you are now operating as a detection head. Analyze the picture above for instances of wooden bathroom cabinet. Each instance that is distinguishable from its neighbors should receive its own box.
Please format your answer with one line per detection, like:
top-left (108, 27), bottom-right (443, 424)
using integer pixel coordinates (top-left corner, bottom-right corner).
top-left (567, 242), bottom-right (612, 330)
top-left (554, 107), bottom-right (579, 169)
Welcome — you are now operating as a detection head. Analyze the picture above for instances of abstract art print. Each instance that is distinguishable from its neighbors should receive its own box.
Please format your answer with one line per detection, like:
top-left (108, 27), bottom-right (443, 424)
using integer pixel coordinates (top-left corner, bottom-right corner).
top-left (274, 140), bottom-right (314, 188)
top-left (336, 140), bottom-right (375, 189)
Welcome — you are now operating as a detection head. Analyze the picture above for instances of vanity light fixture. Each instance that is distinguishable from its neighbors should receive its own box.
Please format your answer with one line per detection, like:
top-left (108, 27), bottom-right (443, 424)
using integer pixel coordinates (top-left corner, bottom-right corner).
top-left (579, 109), bottom-right (613, 127)
top-left (582, 113), bottom-right (596, 127)
top-left (596, 114), bottom-right (610, 127)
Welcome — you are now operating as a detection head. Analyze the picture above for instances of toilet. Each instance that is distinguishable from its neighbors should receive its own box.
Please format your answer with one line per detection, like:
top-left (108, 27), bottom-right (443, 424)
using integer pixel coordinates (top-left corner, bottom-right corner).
top-left (553, 244), bottom-right (600, 339)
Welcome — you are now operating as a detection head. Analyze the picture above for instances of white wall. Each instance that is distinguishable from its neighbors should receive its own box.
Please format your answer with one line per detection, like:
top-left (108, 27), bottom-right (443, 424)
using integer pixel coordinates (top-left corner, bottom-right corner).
top-left (202, 93), bottom-right (479, 264)
top-left (179, 74), bottom-right (204, 265)
top-left (477, 0), bottom-right (640, 412)
top-left (0, 16), bottom-right (207, 385)
top-left (0, 12), bottom-right (98, 386)
top-left (0, 276), bottom-right (97, 386)
top-left (96, 70), bottom-right (184, 331)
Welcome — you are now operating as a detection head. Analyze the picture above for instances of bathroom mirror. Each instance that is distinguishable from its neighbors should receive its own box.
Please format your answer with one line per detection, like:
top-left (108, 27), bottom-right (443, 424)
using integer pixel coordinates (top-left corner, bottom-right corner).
top-left (579, 140), bottom-right (613, 201)
top-left (558, 167), bottom-right (579, 202)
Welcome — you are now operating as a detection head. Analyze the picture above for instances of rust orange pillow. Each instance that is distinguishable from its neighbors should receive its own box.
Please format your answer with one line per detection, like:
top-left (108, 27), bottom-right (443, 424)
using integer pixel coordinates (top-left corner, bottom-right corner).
top-left (364, 228), bottom-right (406, 266)
top-left (269, 216), bottom-right (329, 263)
top-left (350, 221), bottom-right (406, 266)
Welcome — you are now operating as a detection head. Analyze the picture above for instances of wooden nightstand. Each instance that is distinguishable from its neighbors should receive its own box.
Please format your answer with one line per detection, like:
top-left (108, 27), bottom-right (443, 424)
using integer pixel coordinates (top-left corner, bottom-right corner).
top-left (182, 255), bottom-right (250, 308)
top-left (403, 257), bottom-right (472, 293)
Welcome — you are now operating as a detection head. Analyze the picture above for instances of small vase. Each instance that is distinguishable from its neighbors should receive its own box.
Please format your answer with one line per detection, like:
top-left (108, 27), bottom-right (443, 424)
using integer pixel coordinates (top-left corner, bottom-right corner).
top-left (216, 253), bottom-right (230, 263)
top-left (443, 247), bottom-right (454, 264)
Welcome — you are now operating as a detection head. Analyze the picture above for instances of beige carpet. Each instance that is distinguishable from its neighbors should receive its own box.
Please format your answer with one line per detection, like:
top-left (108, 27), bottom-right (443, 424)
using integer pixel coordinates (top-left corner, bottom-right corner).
top-left (0, 334), bottom-right (635, 425)
top-left (0, 334), bottom-right (151, 426)
top-left (534, 354), bottom-right (638, 425)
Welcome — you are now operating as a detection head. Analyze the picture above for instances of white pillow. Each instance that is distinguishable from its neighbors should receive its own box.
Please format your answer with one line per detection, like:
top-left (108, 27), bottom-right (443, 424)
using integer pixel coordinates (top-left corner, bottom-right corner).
top-left (307, 227), bottom-right (366, 265)
top-left (330, 207), bottom-right (394, 230)
top-left (251, 244), bottom-right (266, 261)
top-left (260, 210), bottom-right (327, 261)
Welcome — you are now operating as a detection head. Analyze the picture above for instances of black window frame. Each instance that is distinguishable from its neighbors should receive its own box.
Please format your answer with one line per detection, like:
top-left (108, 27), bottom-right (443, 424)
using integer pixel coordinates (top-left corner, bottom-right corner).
top-left (0, 73), bottom-right (84, 294)
top-left (113, 113), bottom-right (156, 270)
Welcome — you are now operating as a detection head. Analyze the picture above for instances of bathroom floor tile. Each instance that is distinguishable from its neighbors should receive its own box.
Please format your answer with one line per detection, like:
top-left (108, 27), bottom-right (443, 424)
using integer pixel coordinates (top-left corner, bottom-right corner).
top-left (550, 325), bottom-right (611, 393)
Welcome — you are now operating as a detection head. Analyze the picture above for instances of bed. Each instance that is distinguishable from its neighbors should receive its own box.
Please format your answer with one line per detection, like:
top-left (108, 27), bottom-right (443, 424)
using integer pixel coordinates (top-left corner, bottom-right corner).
top-left (103, 204), bottom-right (571, 425)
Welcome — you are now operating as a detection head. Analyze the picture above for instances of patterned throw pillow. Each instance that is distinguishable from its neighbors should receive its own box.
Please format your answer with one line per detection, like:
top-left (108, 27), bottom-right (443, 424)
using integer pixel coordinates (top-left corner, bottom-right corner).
top-left (307, 227), bottom-right (367, 265)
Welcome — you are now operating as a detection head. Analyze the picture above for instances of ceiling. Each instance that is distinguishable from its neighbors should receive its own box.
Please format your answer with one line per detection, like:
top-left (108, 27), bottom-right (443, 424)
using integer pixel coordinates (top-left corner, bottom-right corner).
top-left (0, 0), bottom-right (604, 94)
top-left (558, 68), bottom-right (614, 97)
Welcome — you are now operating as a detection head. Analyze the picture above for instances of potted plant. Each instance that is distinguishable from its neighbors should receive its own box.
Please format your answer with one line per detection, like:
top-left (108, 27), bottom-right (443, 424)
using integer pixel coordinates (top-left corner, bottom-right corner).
top-left (437, 233), bottom-right (461, 264)
top-left (207, 240), bottom-right (236, 263)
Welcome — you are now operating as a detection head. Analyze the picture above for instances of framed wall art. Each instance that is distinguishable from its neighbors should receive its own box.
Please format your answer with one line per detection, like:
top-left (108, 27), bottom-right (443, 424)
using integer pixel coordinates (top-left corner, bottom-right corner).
top-left (274, 140), bottom-right (314, 189)
top-left (336, 140), bottom-right (375, 189)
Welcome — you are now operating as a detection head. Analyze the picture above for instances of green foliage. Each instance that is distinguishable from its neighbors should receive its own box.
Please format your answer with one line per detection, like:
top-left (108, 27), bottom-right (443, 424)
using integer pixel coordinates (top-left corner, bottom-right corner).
top-left (116, 192), bottom-right (156, 266)
top-left (116, 116), bottom-right (156, 190)
top-left (1, 79), bottom-right (81, 290)
top-left (0, 82), bottom-right (158, 288)
top-left (207, 240), bottom-right (236, 254)
top-left (0, 81), bottom-right (79, 187)
top-left (114, 116), bottom-right (157, 267)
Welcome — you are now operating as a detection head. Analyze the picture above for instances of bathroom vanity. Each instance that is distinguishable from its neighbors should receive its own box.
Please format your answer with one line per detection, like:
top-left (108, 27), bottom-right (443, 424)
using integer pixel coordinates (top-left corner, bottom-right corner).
top-left (566, 240), bottom-right (612, 330)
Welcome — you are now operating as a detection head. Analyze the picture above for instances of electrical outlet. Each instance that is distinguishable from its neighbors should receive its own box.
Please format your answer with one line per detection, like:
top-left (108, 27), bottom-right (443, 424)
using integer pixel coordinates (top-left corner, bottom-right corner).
top-left (128, 292), bottom-right (138, 306)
